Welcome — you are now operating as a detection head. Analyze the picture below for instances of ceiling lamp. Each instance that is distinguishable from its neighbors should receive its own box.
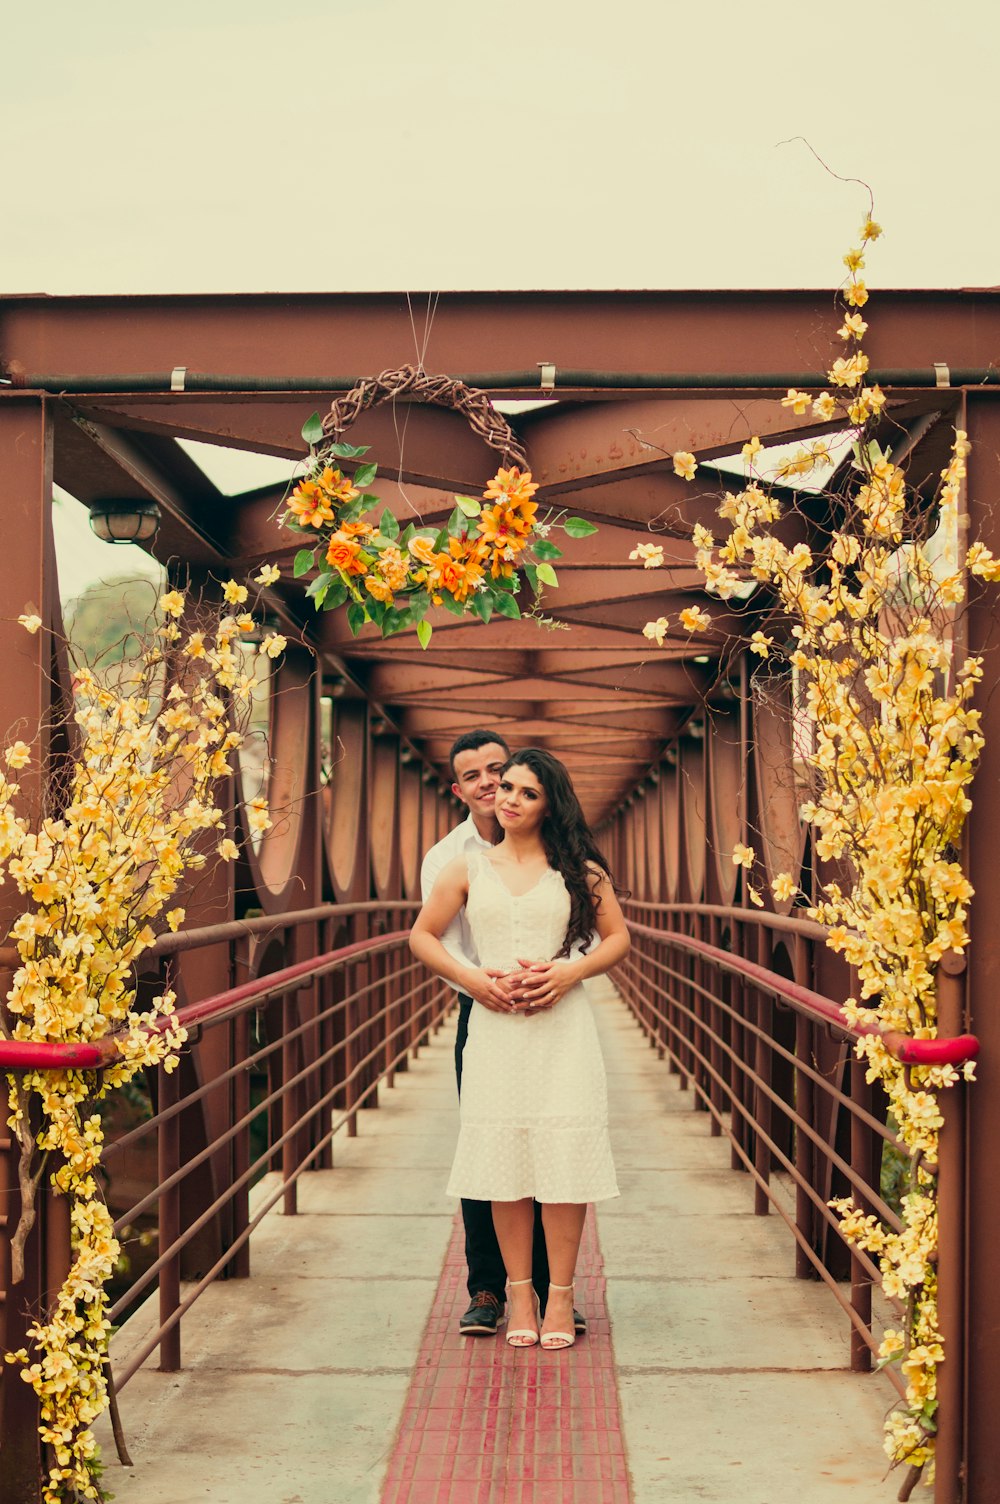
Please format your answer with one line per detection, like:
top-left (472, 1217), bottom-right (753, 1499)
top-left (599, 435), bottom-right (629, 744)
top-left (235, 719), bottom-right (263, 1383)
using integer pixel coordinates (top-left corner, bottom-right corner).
top-left (87, 499), bottom-right (161, 545)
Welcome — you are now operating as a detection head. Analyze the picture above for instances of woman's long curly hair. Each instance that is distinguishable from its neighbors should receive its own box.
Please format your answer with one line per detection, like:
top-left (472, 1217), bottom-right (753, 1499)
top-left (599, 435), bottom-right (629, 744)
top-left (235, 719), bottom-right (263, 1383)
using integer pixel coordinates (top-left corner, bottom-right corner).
top-left (500, 748), bottom-right (627, 956)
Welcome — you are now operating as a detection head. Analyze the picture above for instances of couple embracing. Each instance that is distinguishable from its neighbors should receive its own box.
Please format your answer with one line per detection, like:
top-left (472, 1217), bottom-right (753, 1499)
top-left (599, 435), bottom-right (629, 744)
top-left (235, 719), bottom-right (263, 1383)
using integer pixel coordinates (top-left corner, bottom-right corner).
top-left (410, 731), bottom-right (629, 1351)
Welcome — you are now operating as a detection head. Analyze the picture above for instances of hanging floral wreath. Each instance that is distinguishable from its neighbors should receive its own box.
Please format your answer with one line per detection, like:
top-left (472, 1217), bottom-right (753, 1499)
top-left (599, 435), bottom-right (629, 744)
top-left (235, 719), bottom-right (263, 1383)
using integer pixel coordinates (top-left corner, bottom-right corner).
top-left (278, 366), bottom-right (596, 646)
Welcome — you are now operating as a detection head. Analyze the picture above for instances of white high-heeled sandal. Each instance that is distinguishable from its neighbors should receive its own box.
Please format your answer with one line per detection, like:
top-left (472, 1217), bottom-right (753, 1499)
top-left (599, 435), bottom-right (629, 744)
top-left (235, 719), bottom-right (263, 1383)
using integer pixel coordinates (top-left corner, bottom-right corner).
top-left (540, 1282), bottom-right (576, 1350)
top-left (505, 1278), bottom-right (540, 1348)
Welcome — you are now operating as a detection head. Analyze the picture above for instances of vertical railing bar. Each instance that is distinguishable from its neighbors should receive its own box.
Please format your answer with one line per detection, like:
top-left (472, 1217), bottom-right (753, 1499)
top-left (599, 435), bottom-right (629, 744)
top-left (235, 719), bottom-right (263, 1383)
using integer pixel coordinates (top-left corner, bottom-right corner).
top-left (157, 1064), bottom-right (181, 1371)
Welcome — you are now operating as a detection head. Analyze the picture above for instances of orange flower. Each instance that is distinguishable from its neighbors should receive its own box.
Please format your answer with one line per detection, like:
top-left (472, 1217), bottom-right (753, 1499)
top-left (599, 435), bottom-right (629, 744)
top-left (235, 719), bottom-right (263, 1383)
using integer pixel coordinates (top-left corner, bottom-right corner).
top-left (409, 536), bottom-right (441, 567)
top-left (364, 575), bottom-right (394, 604)
top-left (287, 479), bottom-right (336, 530)
top-left (378, 545), bottom-right (410, 591)
top-left (338, 519), bottom-right (373, 539)
top-left (484, 466), bottom-right (539, 510)
top-left (316, 466), bottom-right (360, 506)
top-left (325, 532), bottom-right (366, 576)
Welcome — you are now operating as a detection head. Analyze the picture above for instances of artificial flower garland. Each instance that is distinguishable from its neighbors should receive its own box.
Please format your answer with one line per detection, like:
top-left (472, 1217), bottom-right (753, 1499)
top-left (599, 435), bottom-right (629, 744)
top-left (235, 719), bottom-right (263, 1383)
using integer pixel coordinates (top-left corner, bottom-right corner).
top-left (281, 425), bottom-right (596, 644)
top-left (636, 216), bottom-right (986, 1488)
top-left (2, 578), bottom-right (282, 1503)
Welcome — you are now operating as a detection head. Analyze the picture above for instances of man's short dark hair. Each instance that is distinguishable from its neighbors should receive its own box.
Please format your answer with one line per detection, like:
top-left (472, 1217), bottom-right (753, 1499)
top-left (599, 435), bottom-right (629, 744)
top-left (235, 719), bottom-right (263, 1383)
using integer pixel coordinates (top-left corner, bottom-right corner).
top-left (449, 729), bottom-right (511, 781)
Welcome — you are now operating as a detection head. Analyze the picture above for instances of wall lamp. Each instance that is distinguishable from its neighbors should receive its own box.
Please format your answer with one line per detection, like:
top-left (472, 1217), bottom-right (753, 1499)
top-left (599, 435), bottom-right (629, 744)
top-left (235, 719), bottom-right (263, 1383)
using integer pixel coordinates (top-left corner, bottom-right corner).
top-left (87, 498), bottom-right (161, 545)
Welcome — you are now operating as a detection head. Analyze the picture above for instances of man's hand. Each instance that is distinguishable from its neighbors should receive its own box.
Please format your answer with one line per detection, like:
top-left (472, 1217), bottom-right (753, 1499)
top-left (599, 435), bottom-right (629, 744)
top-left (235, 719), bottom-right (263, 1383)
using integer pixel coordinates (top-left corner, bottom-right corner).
top-left (463, 967), bottom-right (518, 1013)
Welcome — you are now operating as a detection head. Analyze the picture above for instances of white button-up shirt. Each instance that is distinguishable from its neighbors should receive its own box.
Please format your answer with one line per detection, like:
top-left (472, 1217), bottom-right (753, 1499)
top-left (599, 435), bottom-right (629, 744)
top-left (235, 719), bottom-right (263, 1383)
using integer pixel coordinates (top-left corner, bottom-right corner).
top-left (420, 813), bottom-right (495, 990)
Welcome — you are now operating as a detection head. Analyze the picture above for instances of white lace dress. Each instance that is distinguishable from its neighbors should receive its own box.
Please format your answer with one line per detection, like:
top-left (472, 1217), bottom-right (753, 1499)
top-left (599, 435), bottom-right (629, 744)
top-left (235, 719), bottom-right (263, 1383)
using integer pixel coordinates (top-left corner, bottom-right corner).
top-left (446, 850), bottom-right (619, 1204)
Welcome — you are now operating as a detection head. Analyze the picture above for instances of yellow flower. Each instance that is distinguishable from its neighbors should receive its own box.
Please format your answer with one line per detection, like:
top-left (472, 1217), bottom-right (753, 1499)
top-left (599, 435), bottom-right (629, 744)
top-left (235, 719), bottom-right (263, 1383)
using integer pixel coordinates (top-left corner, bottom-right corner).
top-left (742, 436), bottom-right (762, 462)
top-left (159, 590), bottom-right (186, 618)
top-left (259, 633), bottom-right (287, 659)
top-left (749, 631), bottom-right (773, 658)
top-left (5, 741), bottom-right (31, 769)
top-left (747, 886), bottom-right (764, 908)
top-left (183, 632), bottom-right (206, 659)
top-left (812, 392), bottom-right (837, 421)
top-left (18, 612), bottom-right (42, 634)
top-left (843, 247), bottom-right (865, 272)
top-left (629, 542), bottom-right (665, 569)
top-left (838, 312), bottom-right (868, 341)
top-left (860, 217), bottom-right (883, 241)
top-left (223, 580), bottom-right (249, 606)
top-left (828, 353), bottom-right (869, 388)
top-left (165, 909), bottom-right (185, 932)
top-left (672, 451), bottom-right (697, 481)
top-left (642, 616), bottom-right (669, 646)
top-left (845, 280), bottom-right (869, 308)
top-left (216, 838), bottom-right (240, 861)
top-left (771, 872), bottom-right (797, 902)
top-left (781, 389), bottom-right (811, 416)
top-left (679, 605), bottom-right (710, 632)
top-left (732, 843), bottom-right (755, 869)
top-left (246, 797), bottom-right (272, 834)
top-left (254, 564), bottom-right (281, 586)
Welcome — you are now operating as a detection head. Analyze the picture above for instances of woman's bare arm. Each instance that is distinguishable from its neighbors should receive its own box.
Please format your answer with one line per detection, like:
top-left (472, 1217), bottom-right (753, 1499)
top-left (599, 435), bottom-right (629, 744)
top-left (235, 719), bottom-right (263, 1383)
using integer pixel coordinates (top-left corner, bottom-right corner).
top-left (409, 856), bottom-right (515, 1012)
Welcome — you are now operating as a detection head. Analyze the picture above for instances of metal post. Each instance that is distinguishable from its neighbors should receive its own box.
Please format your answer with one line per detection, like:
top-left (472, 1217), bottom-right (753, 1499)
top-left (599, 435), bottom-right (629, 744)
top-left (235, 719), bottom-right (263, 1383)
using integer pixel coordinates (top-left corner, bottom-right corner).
top-left (281, 991), bottom-right (298, 1217)
top-left (935, 950), bottom-right (968, 1504)
top-left (157, 1064), bottom-right (181, 1372)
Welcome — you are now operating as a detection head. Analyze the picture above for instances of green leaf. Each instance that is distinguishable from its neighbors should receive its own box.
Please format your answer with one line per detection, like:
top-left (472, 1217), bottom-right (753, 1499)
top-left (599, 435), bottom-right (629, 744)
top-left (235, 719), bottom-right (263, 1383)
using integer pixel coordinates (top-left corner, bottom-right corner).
top-left (346, 601), bottom-right (368, 637)
top-left (416, 619), bottom-right (433, 650)
top-left (492, 591), bottom-right (521, 619)
top-left (304, 569), bottom-right (334, 599)
top-left (400, 522), bottom-right (417, 547)
top-left (293, 547), bottom-right (316, 578)
top-left (440, 592), bottom-right (465, 617)
top-left (470, 592), bottom-right (493, 624)
top-left (536, 562), bottom-right (559, 587)
top-left (531, 538), bottom-right (563, 561)
top-left (447, 506), bottom-right (468, 539)
top-left (301, 412), bottom-right (324, 446)
top-left (322, 580), bottom-right (349, 611)
top-left (353, 461), bottom-right (378, 489)
top-left (455, 495), bottom-right (482, 518)
top-left (524, 563), bottom-right (539, 595)
top-left (408, 590), bottom-right (431, 620)
top-left (562, 517), bottom-right (598, 538)
top-left (366, 596), bottom-right (387, 627)
top-left (381, 607), bottom-right (405, 637)
top-left (330, 441), bottom-right (369, 459)
top-left (379, 508), bottom-right (399, 540)
top-left (433, 528), bottom-right (450, 552)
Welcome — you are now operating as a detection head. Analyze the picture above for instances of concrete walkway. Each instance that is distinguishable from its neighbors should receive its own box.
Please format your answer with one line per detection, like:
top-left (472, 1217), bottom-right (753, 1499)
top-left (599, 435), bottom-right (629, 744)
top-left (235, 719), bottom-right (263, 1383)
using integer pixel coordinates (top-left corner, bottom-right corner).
top-left (96, 983), bottom-right (898, 1503)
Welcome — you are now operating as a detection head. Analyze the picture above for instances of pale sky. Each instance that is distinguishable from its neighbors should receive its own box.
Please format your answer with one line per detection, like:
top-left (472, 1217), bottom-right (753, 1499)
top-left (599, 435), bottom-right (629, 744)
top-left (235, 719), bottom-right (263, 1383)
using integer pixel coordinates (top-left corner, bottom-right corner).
top-left (4, 0), bottom-right (999, 296)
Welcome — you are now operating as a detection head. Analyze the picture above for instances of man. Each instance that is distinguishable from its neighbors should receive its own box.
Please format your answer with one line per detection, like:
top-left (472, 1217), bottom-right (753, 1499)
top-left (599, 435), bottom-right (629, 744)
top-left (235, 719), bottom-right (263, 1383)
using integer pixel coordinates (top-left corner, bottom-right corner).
top-left (420, 729), bottom-right (586, 1338)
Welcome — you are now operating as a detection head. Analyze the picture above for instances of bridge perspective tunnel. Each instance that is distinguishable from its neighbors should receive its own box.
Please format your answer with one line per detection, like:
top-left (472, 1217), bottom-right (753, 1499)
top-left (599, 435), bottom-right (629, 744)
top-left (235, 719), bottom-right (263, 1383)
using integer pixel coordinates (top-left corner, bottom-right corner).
top-left (2, 288), bottom-right (1000, 1502)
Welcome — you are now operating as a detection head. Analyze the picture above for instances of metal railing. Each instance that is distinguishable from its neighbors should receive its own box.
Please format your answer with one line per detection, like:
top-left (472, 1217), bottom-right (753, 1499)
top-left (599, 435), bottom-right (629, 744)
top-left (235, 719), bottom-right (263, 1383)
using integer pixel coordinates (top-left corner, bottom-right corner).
top-left (0, 901), bottom-right (450, 1501)
top-left (619, 901), bottom-right (976, 1504)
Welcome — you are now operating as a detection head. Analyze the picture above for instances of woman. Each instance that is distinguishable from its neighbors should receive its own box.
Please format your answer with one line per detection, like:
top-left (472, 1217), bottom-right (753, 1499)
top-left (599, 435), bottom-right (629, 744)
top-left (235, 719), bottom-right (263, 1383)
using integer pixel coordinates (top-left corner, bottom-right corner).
top-left (410, 748), bottom-right (629, 1350)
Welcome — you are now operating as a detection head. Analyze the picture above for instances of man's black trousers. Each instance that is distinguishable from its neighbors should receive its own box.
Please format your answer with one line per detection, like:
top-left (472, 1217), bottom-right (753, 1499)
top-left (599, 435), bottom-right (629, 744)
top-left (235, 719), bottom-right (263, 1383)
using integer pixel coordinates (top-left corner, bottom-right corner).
top-left (455, 994), bottom-right (549, 1302)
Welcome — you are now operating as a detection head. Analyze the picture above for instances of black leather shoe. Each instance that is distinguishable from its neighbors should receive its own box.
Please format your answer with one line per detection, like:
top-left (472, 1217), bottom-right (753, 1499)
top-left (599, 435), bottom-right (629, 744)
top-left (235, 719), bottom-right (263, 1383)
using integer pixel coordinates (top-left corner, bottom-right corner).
top-left (459, 1291), bottom-right (505, 1335)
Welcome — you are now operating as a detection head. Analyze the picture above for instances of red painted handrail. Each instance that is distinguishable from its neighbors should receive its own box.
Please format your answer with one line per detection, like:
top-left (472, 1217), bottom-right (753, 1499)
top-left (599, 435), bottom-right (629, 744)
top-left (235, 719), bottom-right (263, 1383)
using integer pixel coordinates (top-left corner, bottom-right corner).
top-left (0, 929), bottom-right (412, 1072)
top-left (626, 921), bottom-right (980, 1068)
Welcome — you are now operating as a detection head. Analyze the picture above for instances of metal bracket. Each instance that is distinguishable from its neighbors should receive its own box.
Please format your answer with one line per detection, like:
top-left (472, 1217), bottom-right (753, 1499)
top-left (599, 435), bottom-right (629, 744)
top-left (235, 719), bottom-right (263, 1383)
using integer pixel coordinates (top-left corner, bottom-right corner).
top-left (934, 362), bottom-right (951, 389)
top-left (537, 361), bottom-right (556, 391)
top-left (170, 366), bottom-right (188, 392)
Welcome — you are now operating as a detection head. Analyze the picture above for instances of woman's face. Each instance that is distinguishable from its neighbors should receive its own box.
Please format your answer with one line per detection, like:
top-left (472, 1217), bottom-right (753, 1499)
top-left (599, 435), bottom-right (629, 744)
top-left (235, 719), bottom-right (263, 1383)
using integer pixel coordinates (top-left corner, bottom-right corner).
top-left (496, 764), bottom-right (548, 836)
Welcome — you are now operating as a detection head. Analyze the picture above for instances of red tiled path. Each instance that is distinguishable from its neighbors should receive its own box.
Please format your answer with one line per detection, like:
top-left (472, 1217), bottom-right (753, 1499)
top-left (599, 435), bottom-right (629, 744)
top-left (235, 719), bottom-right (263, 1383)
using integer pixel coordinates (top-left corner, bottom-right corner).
top-left (381, 1207), bottom-right (632, 1504)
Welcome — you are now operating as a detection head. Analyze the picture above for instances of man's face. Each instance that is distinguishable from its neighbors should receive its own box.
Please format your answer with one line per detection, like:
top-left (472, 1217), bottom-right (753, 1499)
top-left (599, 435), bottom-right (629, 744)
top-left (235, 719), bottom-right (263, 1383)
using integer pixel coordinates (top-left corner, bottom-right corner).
top-left (451, 742), bottom-right (508, 824)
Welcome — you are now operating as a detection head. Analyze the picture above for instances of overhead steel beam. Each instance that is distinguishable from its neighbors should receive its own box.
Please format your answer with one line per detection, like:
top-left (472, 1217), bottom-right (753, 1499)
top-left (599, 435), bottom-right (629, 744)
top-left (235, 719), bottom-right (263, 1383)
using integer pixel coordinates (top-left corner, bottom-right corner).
top-left (4, 289), bottom-right (1000, 387)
